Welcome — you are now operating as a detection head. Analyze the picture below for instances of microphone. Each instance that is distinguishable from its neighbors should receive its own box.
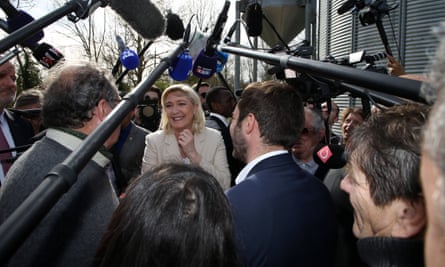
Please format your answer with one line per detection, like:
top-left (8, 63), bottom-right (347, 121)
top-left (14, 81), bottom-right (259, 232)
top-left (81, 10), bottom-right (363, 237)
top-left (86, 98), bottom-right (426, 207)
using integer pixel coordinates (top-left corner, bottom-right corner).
top-left (192, 1), bottom-right (230, 79)
top-left (0, 2), bottom-right (64, 69)
top-left (313, 144), bottom-right (347, 169)
top-left (115, 35), bottom-right (139, 70)
top-left (109, 0), bottom-right (165, 40)
top-left (168, 50), bottom-right (193, 81)
top-left (245, 2), bottom-right (262, 37)
top-left (215, 51), bottom-right (228, 73)
top-left (0, 1), bottom-right (44, 47)
top-left (32, 42), bottom-right (64, 68)
top-left (165, 11), bottom-right (184, 40)
top-left (337, 0), bottom-right (357, 15)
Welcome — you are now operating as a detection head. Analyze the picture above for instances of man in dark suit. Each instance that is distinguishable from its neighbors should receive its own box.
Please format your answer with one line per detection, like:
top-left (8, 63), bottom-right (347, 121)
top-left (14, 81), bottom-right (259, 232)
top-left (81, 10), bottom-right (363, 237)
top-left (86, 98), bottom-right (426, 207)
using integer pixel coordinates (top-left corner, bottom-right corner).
top-left (112, 108), bottom-right (150, 195)
top-left (0, 58), bottom-right (34, 182)
top-left (205, 86), bottom-right (244, 185)
top-left (226, 81), bottom-right (337, 267)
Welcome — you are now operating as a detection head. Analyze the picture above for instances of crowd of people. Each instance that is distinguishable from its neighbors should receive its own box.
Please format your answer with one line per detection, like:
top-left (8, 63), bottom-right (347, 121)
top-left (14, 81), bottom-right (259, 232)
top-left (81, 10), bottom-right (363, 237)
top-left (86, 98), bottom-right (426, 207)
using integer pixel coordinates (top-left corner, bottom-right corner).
top-left (0, 21), bottom-right (445, 267)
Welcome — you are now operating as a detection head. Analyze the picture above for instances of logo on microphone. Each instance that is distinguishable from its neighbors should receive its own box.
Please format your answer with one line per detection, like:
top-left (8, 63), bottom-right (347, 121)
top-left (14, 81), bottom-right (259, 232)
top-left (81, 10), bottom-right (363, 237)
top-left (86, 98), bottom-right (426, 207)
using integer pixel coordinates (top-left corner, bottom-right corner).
top-left (317, 145), bottom-right (333, 164)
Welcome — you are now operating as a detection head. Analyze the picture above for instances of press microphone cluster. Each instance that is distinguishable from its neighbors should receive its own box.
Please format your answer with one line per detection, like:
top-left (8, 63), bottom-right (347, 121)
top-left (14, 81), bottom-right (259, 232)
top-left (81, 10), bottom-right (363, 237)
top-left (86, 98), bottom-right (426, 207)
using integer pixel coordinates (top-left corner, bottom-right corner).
top-left (313, 144), bottom-right (347, 169)
top-left (0, 1), bottom-right (64, 68)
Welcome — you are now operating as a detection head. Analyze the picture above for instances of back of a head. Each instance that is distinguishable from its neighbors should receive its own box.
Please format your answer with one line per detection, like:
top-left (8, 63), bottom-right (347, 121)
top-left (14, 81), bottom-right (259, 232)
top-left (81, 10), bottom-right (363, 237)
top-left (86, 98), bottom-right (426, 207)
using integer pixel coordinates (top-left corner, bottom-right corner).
top-left (14, 88), bottom-right (43, 109)
top-left (347, 103), bottom-right (430, 206)
top-left (42, 63), bottom-right (119, 129)
top-left (94, 163), bottom-right (237, 267)
top-left (237, 80), bottom-right (304, 149)
top-left (205, 86), bottom-right (233, 113)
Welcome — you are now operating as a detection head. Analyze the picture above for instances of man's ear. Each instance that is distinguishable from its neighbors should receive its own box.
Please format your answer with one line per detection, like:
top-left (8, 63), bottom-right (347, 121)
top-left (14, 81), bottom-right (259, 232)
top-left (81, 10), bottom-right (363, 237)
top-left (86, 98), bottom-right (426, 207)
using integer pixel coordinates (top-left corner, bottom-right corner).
top-left (244, 113), bottom-right (257, 135)
top-left (95, 99), bottom-right (108, 121)
top-left (392, 198), bottom-right (426, 238)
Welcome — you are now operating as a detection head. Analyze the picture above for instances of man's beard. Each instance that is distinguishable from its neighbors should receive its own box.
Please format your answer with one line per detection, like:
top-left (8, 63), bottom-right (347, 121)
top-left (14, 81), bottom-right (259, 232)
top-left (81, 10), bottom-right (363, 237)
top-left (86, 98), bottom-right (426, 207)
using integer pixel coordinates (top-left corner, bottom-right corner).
top-left (231, 125), bottom-right (248, 163)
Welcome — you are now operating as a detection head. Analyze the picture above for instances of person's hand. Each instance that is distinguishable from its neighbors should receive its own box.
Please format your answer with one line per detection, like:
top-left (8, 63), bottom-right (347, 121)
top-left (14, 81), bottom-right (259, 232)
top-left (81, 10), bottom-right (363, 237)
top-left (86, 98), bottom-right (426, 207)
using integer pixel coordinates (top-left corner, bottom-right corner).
top-left (387, 55), bottom-right (406, 76)
top-left (177, 129), bottom-right (201, 164)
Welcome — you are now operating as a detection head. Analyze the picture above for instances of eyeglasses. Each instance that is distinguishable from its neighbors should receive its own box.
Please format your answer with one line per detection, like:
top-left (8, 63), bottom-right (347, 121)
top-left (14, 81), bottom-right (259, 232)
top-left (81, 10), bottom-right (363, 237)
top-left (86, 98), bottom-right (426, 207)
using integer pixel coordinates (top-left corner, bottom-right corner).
top-left (301, 127), bottom-right (316, 135)
top-left (200, 92), bottom-right (207, 98)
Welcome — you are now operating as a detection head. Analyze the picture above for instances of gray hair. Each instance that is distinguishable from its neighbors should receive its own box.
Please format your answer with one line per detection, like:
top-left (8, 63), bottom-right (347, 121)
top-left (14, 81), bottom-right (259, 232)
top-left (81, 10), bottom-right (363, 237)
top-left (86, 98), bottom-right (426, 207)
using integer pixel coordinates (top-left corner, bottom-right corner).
top-left (423, 23), bottom-right (445, 231)
top-left (305, 107), bottom-right (325, 131)
top-left (42, 63), bottom-right (119, 129)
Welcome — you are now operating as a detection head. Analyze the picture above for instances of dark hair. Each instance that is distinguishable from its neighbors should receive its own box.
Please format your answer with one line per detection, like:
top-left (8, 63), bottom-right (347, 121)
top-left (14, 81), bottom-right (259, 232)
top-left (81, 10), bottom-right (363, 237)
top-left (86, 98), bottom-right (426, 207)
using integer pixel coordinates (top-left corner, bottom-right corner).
top-left (94, 163), bottom-right (238, 267)
top-left (145, 86), bottom-right (162, 101)
top-left (14, 87), bottom-right (43, 109)
top-left (192, 81), bottom-right (211, 93)
top-left (205, 86), bottom-right (234, 112)
top-left (236, 80), bottom-right (304, 150)
top-left (347, 103), bottom-right (430, 206)
top-left (42, 63), bottom-right (119, 129)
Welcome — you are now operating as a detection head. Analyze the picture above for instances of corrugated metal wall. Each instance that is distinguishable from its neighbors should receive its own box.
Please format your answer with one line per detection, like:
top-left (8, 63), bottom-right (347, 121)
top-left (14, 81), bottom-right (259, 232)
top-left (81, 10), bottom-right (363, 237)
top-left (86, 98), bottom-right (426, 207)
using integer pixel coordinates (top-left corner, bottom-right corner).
top-left (317, 0), bottom-right (445, 135)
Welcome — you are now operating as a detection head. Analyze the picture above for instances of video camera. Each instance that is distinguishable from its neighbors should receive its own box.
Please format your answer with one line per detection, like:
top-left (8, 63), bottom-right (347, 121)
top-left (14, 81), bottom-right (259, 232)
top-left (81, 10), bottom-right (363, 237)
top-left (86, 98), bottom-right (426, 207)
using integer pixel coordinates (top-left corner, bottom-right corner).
top-left (136, 95), bottom-right (161, 132)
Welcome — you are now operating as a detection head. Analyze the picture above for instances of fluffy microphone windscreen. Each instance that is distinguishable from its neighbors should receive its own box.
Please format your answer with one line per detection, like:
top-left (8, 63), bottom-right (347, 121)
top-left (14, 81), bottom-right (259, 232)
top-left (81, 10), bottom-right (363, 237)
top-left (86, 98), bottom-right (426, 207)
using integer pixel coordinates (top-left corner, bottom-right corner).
top-left (166, 12), bottom-right (184, 40)
top-left (245, 2), bottom-right (262, 37)
top-left (109, 0), bottom-right (165, 39)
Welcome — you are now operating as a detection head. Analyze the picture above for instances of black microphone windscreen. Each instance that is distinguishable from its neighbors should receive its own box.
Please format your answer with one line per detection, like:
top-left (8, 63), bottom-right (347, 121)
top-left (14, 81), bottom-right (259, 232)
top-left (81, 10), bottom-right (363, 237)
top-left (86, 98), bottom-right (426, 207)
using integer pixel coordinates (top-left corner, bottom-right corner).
top-left (245, 2), bottom-right (262, 37)
top-left (313, 144), bottom-right (347, 169)
top-left (166, 12), bottom-right (184, 40)
top-left (109, 0), bottom-right (165, 40)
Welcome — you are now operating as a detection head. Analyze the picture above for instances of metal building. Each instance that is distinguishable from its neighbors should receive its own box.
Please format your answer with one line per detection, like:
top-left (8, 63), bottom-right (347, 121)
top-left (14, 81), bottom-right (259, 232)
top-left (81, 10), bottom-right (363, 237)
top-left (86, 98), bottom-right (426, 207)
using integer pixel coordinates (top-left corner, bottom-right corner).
top-left (317, 0), bottom-right (445, 133)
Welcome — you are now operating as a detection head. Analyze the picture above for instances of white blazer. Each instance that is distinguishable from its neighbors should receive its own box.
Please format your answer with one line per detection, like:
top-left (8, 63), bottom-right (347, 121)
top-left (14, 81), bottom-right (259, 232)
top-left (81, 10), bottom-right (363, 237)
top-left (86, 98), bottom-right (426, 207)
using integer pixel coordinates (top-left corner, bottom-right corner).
top-left (141, 127), bottom-right (231, 190)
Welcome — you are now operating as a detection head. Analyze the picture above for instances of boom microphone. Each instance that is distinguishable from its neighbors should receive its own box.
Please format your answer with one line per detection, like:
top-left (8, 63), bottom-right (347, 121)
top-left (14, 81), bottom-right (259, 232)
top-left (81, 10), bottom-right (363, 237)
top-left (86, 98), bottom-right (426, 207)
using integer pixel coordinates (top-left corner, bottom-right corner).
top-left (165, 11), bottom-right (184, 40)
top-left (313, 144), bottom-right (347, 169)
top-left (245, 2), bottom-right (262, 37)
top-left (109, 0), bottom-right (165, 40)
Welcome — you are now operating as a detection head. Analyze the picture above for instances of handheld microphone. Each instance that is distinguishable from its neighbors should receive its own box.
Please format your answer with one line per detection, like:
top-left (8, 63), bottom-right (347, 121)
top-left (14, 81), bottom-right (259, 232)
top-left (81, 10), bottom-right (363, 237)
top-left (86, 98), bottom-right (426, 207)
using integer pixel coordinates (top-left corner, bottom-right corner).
top-left (165, 11), bottom-right (184, 40)
top-left (313, 144), bottom-right (347, 169)
top-left (215, 51), bottom-right (228, 73)
top-left (168, 50), bottom-right (193, 81)
top-left (192, 1), bottom-right (230, 79)
top-left (32, 42), bottom-right (64, 68)
top-left (109, 0), bottom-right (165, 40)
top-left (115, 35), bottom-right (139, 70)
top-left (337, 0), bottom-right (357, 15)
top-left (245, 2), bottom-right (262, 37)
